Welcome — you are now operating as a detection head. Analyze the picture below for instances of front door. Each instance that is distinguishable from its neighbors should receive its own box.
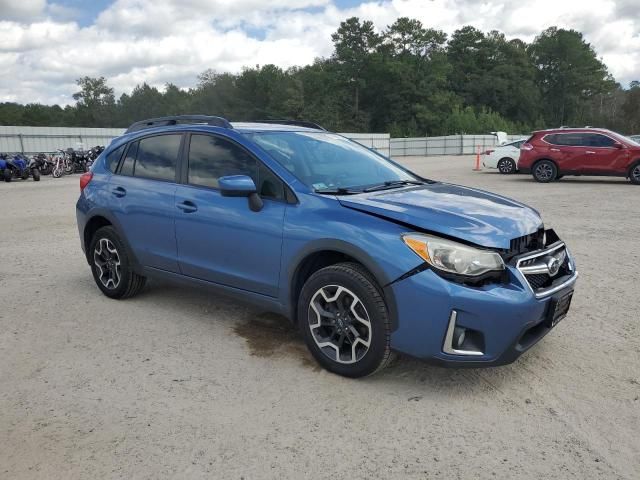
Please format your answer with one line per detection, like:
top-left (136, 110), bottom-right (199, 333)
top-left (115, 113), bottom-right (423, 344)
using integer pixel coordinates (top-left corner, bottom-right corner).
top-left (174, 133), bottom-right (287, 297)
top-left (580, 133), bottom-right (629, 174)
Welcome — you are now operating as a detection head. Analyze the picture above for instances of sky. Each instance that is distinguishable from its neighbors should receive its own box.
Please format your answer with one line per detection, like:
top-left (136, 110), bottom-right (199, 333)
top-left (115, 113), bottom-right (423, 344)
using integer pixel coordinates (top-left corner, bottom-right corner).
top-left (0, 0), bottom-right (639, 105)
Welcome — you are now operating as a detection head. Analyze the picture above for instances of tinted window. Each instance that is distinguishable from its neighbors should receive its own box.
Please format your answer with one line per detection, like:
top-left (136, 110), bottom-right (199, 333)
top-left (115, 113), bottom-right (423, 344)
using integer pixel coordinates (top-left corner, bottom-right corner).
top-left (551, 134), bottom-right (585, 146)
top-left (106, 144), bottom-right (125, 172)
top-left (119, 142), bottom-right (137, 176)
top-left (586, 134), bottom-right (615, 147)
top-left (134, 135), bottom-right (181, 181)
top-left (188, 135), bottom-right (257, 189)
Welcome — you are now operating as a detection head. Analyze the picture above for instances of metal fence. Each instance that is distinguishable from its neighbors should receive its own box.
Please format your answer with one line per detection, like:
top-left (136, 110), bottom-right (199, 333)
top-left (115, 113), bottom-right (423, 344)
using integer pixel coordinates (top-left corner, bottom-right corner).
top-left (390, 134), bottom-right (526, 157)
top-left (0, 126), bottom-right (392, 156)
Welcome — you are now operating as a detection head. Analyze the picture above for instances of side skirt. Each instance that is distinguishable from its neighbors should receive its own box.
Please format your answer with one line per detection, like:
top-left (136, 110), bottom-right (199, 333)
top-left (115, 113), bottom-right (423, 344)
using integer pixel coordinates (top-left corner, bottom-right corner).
top-left (142, 266), bottom-right (288, 317)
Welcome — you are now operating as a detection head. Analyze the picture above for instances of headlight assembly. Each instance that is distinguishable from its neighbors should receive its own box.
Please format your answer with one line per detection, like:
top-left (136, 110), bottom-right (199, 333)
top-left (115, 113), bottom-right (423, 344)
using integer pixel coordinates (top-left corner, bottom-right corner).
top-left (402, 233), bottom-right (505, 277)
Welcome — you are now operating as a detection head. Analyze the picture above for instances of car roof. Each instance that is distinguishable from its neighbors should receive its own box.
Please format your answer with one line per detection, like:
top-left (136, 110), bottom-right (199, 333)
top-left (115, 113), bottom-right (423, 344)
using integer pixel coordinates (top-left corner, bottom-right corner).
top-left (231, 122), bottom-right (324, 133)
top-left (533, 127), bottom-right (613, 135)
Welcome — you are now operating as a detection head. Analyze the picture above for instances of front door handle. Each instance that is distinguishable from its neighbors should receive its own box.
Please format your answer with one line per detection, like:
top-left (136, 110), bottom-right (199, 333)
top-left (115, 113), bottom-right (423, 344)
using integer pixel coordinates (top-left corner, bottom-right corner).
top-left (111, 186), bottom-right (126, 197)
top-left (177, 200), bottom-right (198, 213)
top-left (585, 151), bottom-right (596, 154)
top-left (550, 148), bottom-right (560, 152)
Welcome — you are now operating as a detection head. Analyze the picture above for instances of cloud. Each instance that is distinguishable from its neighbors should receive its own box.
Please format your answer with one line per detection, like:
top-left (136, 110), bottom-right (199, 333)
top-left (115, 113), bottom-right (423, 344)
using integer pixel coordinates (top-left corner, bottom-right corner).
top-left (0, 0), bottom-right (46, 21)
top-left (0, 0), bottom-right (639, 105)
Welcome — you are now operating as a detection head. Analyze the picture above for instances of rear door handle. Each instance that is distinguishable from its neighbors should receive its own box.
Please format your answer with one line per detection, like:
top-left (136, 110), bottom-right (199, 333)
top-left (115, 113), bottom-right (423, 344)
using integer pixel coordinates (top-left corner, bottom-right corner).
top-left (550, 148), bottom-right (560, 152)
top-left (177, 200), bottom-right (198, 213)
top-left (586, 151), bottom-right (596, 154)
top-left (111, 186), bottom-right (126, 197)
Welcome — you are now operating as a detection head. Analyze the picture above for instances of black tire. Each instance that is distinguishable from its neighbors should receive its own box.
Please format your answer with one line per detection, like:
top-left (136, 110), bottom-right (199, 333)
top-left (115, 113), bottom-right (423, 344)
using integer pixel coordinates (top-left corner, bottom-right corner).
top-left (629, 161), bottom-right (640, 185)
top-left (32, 169), bottom-right (40, 181)
top-left (88, 226), bottom-right (146, 299)
top-left (497, 158), bottom-right (516, 174)
top-left (532, 160), bottom-right (557, 183)
top-left (556, 175), bottom-right (564, 180)
top-left (298, 262), bottom-right (392, 378)
top-left (21, 170), bottom-right (30, 180)
top-left (3, 169), bottom-right (12, 182)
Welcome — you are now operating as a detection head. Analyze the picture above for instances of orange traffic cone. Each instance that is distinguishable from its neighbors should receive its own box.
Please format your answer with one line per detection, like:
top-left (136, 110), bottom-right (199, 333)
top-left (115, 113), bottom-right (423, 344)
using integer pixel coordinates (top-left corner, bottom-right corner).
top-left (473, 145), bottom-right (482, 171)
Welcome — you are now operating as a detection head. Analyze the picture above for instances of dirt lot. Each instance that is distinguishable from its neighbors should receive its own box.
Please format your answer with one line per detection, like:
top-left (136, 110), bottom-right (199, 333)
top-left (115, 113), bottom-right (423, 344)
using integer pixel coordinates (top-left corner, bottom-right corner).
top-left (1, 156), bottom-right (639, 479)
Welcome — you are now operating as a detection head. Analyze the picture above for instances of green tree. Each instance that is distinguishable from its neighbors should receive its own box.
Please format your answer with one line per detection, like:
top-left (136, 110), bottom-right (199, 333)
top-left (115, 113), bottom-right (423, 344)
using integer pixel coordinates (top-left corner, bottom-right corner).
top-left (331, 17), bottom-right (381, 127)
top-left (528, 27), bottom-right (615, 126)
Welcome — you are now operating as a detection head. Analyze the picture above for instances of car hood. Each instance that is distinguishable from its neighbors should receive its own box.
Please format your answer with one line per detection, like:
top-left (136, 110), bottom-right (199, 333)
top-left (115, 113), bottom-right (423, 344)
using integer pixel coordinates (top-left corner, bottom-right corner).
top-left (338, 183), bottom-right (543, 249)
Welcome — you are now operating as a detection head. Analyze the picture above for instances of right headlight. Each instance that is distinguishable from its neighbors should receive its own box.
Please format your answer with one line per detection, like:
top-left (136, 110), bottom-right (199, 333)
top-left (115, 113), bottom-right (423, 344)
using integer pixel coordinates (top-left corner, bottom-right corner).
top-left (402, 233), bottom-right (505, 277)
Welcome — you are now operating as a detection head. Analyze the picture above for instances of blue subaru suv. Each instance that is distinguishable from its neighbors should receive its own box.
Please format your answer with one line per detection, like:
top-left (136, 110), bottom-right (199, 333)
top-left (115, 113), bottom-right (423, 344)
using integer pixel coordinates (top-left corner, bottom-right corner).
top-left (76, 116), bottom-right (578, 377)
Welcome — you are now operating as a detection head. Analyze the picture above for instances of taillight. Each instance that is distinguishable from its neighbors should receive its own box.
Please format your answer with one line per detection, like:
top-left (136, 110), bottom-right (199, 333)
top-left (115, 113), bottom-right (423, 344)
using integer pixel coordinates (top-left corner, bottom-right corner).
top-left (521, 143), bottom-right (533, 151)
top-left (80, 172), bottom-right (93, 191)
top-left (484, 149), bottom-right (494, 155)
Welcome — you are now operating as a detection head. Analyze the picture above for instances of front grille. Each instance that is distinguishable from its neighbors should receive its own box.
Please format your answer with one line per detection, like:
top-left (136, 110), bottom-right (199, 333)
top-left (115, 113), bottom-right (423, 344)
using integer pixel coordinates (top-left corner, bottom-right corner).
top-left (517, 243), bottom-right (573, 295)
top-left (525, 273), bottom-right (549, 290)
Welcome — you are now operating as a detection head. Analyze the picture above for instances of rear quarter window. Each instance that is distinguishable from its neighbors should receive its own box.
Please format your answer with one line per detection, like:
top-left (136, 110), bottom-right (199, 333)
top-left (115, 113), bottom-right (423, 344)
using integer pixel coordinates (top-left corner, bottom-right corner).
top-left (105, 144), bottom-right (126, 172)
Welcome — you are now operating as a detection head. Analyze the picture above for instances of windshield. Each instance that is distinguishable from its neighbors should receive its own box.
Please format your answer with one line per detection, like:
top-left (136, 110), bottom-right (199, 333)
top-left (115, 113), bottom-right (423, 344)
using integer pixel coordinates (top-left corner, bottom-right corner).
top-left (245, 131), bottom-right (419, 192)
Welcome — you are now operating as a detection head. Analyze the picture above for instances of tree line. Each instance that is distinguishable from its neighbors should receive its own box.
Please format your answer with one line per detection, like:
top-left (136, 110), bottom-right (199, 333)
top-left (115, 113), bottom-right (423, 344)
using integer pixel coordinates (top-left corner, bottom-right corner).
top-left (1, 18), bottom-right (639, 136)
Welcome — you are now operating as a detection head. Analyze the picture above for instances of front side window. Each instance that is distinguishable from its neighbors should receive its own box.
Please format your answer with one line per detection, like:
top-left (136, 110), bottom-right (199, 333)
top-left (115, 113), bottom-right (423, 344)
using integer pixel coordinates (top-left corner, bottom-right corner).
top-left (134, 134), bottom-right (181, 181)
top-left (245, 131), bottom-right (417, 191)
top-left (586, 134), bottom-right (615, 147)
top-left (188, 134), bottom-right (257, 189)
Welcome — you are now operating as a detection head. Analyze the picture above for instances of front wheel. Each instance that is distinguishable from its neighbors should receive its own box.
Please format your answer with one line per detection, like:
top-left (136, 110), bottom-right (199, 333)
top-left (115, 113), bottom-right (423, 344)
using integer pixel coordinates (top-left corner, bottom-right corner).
top-left (497, 158), bottom-right (516, 174)
top-left (298, 262), bottom-right (392, 378)
top-left (89, 226), bottom-right (146, 299)
top-left (532, 160), bottom-right (557, 183)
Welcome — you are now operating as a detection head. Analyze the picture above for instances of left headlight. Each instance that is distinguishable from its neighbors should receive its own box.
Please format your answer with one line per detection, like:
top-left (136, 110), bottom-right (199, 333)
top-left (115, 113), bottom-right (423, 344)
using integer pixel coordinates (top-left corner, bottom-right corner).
top-left (402, 233), bottom-right (505, 277)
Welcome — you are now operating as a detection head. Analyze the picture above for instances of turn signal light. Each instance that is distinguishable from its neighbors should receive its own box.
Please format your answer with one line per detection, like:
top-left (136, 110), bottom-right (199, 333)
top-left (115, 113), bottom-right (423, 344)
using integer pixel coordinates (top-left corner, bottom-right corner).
top-left (80, 172), bottom-right (93, 191)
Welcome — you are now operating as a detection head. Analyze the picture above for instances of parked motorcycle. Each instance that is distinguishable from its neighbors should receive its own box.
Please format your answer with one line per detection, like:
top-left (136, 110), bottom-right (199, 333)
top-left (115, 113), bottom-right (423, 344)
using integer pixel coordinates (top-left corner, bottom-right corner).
top-left (31, 153), bottom-right (53, 176)
top-left (87, 145), bottom-right (105, 168)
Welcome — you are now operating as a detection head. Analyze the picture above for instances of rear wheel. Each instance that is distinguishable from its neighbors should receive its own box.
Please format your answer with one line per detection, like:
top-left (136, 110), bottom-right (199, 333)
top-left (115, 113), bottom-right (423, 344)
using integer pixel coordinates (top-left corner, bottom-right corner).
top-left (532, 160), bottom-right (557, 183)
top-left (298, 262), bottom-right (392, 378)
top-left (89, 226), bottom-right (146, 299)
top-left (32, 169), bottom-right (40, 181)
top-left (630, 162), bottom-right (640, 185)
top-left (3, 169), bottom-right (12, 182)
top-left (497, 158), bottom-right (516, 174)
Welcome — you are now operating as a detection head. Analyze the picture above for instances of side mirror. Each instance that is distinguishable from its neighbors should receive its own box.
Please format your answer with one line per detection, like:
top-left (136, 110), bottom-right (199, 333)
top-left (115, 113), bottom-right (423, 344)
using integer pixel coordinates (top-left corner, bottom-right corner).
top-left (218, 175), bottom-right (263, 212)
top-left (613, 142), bottom-right (624, 149)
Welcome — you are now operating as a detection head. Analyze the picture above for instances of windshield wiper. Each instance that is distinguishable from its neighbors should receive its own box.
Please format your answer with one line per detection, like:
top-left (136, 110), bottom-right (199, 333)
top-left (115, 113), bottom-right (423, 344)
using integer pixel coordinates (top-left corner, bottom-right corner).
top-left (314, 187), bottom-right (361, 195)
top-left (362, 179), bottom-right (425, 193)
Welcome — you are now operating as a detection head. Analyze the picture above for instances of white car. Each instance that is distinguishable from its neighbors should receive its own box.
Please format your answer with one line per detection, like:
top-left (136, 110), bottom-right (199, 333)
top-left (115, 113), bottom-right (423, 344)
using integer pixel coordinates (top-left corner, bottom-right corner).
top-left (482, 138), bottom-right (527, 174)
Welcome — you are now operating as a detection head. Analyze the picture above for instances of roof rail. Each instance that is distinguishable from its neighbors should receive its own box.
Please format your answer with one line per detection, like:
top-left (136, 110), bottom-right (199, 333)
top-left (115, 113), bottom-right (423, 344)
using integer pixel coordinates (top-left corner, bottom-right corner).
top-left (253, 120), bottom-right (326, 131)
top-left (125, 115), bottom-right (232, 134)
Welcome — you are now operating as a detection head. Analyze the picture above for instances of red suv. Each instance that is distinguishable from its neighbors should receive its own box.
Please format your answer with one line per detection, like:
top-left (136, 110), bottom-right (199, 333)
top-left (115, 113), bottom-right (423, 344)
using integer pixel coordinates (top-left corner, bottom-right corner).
top-left (518, 128), bottom-right (640, 184)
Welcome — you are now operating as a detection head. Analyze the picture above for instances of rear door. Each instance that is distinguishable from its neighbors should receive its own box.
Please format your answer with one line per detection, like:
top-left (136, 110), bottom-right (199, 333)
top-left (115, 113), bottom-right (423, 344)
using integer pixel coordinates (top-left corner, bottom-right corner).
top-left (174, 133), bottom-right (287, 297)
top-left (109, 133), bottom-right (183, 272)
top-left (545, 133), bottom-right (587, 172)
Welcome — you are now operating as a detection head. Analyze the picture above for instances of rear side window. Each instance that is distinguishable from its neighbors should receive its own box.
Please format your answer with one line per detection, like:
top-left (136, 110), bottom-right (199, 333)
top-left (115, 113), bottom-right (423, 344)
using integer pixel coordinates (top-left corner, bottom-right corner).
top-left (119, 142), bottom-right (137, 176)
top-left (105, 144), bottom-right (125, 172)
top-left (134, 135), bottom-right (181, 181)
top-left (548, 134), bottom-right (585, 146)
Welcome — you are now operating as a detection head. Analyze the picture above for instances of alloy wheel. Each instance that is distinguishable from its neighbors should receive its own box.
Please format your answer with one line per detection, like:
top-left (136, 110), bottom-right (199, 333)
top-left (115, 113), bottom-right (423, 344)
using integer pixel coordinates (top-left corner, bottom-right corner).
top-left (93, 238), bottom-right (121, 289)
top-left (308, 285), bottom-right (372, 364)
top-left (632, 164), bottom-right (640, 183)
top-left (499, 159), bottom-right (515, 174)
top-left (535, 163), bottom-right (554, 181)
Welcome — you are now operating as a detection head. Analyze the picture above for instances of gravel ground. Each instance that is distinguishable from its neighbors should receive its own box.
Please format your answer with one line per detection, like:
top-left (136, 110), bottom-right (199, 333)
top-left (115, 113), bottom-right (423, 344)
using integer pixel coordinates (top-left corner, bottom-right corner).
top-left (1, 157), bottom-right (639, 479)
